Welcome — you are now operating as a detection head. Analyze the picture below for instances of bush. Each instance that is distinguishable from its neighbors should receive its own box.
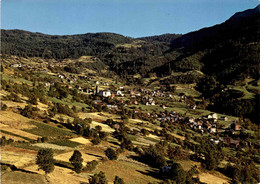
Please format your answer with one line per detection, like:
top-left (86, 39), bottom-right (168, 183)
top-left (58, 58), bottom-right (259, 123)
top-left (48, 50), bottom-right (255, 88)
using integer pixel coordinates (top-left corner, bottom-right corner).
top-left (92, 136), bottom-right (101, 145)
top-left (84, 160), bottom-right (98, 172)
top-left (105, 148), bottom-right (118, 160)
top-left (139, 145), bottom-right (167, 168)
top-left (114, 176), bottom-right (125, 184)
top-left (89, 171), bottom-right (107, 184)
top-left (1, 104), bottom-right (7, 111)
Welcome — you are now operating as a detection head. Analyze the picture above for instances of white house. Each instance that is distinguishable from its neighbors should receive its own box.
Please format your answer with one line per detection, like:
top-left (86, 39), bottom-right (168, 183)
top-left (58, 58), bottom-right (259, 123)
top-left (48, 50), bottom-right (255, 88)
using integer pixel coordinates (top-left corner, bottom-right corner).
top-left (99, 90), bottom-right (111, 97)
top-left (116, 90), bottom-right (124, 96)
top-left (11, 64), bottom-right (22, 68)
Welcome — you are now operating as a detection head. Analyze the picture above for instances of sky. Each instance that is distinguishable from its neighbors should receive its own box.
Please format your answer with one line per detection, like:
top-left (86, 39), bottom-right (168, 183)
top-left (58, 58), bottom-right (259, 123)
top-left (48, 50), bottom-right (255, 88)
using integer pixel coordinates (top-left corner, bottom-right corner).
top-left (2, 0), bottom-right (259, 38)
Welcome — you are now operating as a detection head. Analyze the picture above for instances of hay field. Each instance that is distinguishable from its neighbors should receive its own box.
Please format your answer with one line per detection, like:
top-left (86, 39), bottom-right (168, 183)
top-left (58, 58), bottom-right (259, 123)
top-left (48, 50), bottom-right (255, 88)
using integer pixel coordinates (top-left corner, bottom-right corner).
top-left (147, 134), bottom-right (160, 139)
top-left (0, 132), bottom-right (28, 142)
top-left (1, 126), bottom-right (40, 140)
top-left (96, 160), bottom-right (161, 184)
top-left (32, 143), bottom-right (72, 151)
top-left (170, 132), bottom-right (185, 140)
top-left (1, 147), bottom-right (37, 168)
top-left (1, 171), bottom-right (47, 184)
top-left (69, 137), bottom-right (91, 144)
top-left (0, 111), bottom-right (35, 129)
top-left (129, 118), bottom-right (149, 124)
top-left (90, 121), bottom-right (114, 133)
top-left (24, 164), bottom-right (88, 184)
top-left (78, 112), bottom-right (121, 122)
top-left (54, 150), bottom-right (101, 166)
top-left (199, 172), bottom-right (230, 184)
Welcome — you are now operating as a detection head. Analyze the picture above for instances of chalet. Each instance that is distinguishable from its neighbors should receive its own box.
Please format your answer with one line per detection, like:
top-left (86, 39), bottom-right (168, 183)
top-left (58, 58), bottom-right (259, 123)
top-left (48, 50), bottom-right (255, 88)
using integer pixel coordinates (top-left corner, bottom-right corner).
top-left (146, 101), bottom-right (155, 106)
top-left (58, 74), bottom-right (65, 79)
top-left (115, 90), bottom-right (124, 96)
top-left (210, 113), bottom-right (218, 119)
top-left (133, 100), bottom-right (138, 105)
top-left (209, 127), bottom-right (217, 133)
top-left (161, 104), bottom-right (166, 109)
top-left (99, 90), bottom-right (111, 97)
top-left (114, 123), bottom-right (120, 130)
top-left (220, 116), bottom-right (228, 121)
top-left (136, 93), bottom-right (141, 96)
top-left (210, 138), bottom-right (220, 144)
top-left (107, 105), bottom-right (118, 109)
top-left (130, 89), bottom-right (135, 95)
top-left (231, 123), bottom-right (240, 131)
top-left (191, 105), bottom-right (197, 109)
top-left (93, 100), bottom-right (102, 104)
top-left (111, 93), bottom-right (115, 98)
top-left (11, 63), bottom-right (22, 68)
top-left (45, 82), bottom-right (51, 87)
top-left (77, 86), bottom-right (82, 90)
top-left (189, 117), bottom-right (195, 123)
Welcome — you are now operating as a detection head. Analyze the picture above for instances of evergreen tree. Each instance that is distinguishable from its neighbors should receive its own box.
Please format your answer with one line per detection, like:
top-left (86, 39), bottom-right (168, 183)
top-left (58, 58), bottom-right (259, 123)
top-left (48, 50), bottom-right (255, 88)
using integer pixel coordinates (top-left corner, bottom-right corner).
top-left (168, 163), bottom-right (186, 184)
top-left (36, 148), bottom-right (55, 175)
top-left (69, 150), bottom-right (83, 173)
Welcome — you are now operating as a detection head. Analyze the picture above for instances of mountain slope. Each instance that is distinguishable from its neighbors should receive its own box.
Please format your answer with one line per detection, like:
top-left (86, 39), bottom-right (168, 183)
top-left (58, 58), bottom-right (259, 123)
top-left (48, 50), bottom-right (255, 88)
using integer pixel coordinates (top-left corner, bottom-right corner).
top-left (151, 5), bottom-right (260, 83)
top-left (170, 5), bottom-right (260, 51)
top-left (138, 33), bottom-right (182, 43)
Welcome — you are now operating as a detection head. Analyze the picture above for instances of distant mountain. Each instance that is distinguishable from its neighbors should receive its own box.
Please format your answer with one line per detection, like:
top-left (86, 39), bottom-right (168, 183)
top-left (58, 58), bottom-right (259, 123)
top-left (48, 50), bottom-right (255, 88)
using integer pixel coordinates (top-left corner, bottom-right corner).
top-left (1, 29), bottom-right (134, 59)
top-left (138, 33), bottom-right (182, 43)
top-left (1, 6), bottom-right (259, 84)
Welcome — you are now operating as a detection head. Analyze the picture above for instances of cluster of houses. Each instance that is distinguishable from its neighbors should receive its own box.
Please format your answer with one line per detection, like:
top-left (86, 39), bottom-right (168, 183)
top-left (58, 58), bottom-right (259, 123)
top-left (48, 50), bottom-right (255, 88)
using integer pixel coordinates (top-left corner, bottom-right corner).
top-left (10, 63), bottom-right (44, 71)
top-left (57, 73), bottom-right (78, 83)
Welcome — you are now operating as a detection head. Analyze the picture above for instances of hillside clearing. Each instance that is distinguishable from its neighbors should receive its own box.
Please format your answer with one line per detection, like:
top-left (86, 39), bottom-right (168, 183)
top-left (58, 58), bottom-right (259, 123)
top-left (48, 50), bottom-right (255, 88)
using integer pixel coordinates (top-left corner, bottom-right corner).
top-left (69, 137), bottom-right (91, 144)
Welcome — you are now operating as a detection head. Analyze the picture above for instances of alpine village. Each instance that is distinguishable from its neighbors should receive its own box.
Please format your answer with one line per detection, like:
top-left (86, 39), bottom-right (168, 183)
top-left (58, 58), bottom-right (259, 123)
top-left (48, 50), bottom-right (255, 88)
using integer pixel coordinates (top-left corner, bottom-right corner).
top-left (0, 5), bottom-right (260, 184)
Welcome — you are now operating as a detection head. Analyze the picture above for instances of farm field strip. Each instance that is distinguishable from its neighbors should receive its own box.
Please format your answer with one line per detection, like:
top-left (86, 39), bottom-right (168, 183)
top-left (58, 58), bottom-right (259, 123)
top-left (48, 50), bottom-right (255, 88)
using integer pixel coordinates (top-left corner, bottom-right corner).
top-left (23, 164), bottom-right (88, 184)
top-left (54, 150), bottom-right (102, 166)
top-left (0, 131), bottom-right (30, 142)
top-left (0, 111), bottom-right (36, 129)
top-left (32, 143), bottom-right (72, 150)
top-left (1, 127), bottom-right (40, 140)
top-left (1, 147), bottom-right (37, 168)
top-left (69, 137), bottom-right (91, 144)
top-left (90, 121), bottom-right (115, 133)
